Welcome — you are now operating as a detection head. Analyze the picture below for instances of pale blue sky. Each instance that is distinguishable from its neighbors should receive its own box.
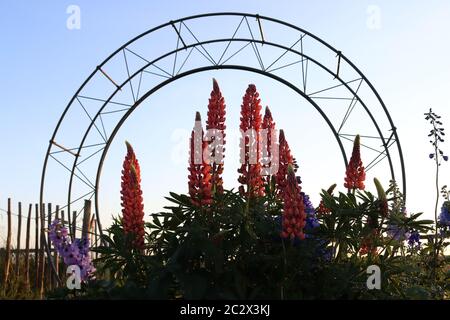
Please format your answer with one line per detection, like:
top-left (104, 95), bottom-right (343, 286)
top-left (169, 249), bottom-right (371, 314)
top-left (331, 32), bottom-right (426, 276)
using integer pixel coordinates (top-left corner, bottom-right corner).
top-left (1, 1), bottom-right (450, 241)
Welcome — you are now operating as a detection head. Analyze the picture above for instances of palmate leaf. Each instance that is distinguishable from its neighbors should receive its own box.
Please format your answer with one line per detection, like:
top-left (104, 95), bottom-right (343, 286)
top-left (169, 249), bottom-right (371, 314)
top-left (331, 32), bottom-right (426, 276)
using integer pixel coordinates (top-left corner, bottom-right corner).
top-left (164, 192), bottom-right (193, 207)
top-left (149, 214), bottom-right (163, 228)
top-left (320, 189), bottom-right (337, 209)
top-left (409, 220), bottom-right (434, 231)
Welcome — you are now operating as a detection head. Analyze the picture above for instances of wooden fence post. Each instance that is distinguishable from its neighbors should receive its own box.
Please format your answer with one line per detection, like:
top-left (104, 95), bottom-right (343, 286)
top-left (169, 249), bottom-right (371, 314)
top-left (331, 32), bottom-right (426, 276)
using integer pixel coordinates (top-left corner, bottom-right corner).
top-left (89, 216), bottom-right (95, 260)
top-left (82, 200), bottom-right (91, 240)
top-left (47, 203), bottom-right (52, 290)
top-left (60, 209), bottom-right (66, 285)
top-left (34, 203), bottom-right (39, 290)
top-left (24, 203), bottom-right (32, 291)
top-left (94, 216), bottom-right (99, 259)
top-left (72, 211), bottom-right (77, 239)
top-left (15, 202), bottom-right (22, 278)
top-left (67, 208), bottom-right (72, 239)
top-left (2, 198), bottom-right (12, 291)
top-left (54, 205), bottom-right (60, 286)
top-left (39, 203), bottom-right (46, 298)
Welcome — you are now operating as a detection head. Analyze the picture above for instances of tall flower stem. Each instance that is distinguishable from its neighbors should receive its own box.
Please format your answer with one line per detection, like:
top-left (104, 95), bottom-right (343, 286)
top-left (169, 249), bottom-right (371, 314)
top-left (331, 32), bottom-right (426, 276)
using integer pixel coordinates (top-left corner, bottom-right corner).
top-left (424, 108), bottom-right (448, 279)
top-left (434, 126), bottom-right (439, 237)
top-left (433, 127), bottom-right (440, 274)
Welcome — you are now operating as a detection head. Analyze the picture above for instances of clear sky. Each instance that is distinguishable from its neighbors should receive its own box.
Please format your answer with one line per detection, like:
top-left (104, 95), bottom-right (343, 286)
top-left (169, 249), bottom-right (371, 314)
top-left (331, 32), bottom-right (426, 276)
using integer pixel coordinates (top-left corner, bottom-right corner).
top-left (1, 1), bottom-right (450, 244)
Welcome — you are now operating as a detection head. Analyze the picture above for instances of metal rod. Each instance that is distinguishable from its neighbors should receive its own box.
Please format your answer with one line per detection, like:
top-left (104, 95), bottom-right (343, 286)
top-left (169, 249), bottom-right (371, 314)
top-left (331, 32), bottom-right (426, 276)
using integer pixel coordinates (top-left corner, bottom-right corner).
top-left (256, 14), bottom-right (265, 44)
top-left (335, 51), bottom-right (342, 79)
top-left (97, 66), bottom-right (121, 90)
top-left (51, 140), bottom-right (79, 157)
top-left (170, 21), bottom-right (187, 49)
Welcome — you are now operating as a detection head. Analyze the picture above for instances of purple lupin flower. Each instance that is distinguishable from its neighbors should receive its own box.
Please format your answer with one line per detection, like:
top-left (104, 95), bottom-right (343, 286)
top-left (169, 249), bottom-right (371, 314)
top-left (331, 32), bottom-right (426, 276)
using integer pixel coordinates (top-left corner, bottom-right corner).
top-left (439, 201), bottom-right (450, 227)
top-left (406, 230), bottom-right (421, 249)
top-left (49, 220), bottom-right (95, 282)
top-left (302, 192), bottom-right (320, 238)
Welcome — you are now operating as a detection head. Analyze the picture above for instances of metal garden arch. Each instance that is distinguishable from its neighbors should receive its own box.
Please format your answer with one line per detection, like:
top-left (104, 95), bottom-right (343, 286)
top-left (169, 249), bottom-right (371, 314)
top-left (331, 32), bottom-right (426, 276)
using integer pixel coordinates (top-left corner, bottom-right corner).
top-left (40, 13), bottom-right (406, 277)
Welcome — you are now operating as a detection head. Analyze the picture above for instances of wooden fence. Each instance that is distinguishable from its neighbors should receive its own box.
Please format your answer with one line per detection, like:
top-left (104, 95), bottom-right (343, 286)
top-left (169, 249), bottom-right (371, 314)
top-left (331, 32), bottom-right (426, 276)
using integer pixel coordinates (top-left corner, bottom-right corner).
top-left (0, 199), bottom-right (100, 298)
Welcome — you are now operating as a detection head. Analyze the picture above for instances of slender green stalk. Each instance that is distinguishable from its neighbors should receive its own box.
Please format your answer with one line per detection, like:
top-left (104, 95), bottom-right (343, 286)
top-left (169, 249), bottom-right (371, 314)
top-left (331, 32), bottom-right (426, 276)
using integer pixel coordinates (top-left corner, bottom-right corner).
top-left (434, 128), bottom-right (440, 238)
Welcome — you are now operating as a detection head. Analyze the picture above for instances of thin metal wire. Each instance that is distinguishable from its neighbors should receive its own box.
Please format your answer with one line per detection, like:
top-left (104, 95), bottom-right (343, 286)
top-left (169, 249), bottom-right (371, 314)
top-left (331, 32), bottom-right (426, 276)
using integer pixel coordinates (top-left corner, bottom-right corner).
top-left (266, 59), bottom-right (306, 73)
top-left (181, 21), bottom-right (217, 65)
top-left (77, 97), bottom-right (107, 142)
top-left (50, 142), bottom-right (106, 155)
top-left (217, 16), bottom-right (245, 65)
top-left (122, 49), bottom-right (136, 103)
top-left (78, 95), bottom-right (133, 108)
top-left (172, 21), bottom-right (182, 77)
top-left (265, 34), bottom-right (305, 72)
top-left (0, 207), bottom-right (98, 236)
top-left (48, 154), bottom-right (95, 190)
top-left (244, 16), bottom-right (264, 70)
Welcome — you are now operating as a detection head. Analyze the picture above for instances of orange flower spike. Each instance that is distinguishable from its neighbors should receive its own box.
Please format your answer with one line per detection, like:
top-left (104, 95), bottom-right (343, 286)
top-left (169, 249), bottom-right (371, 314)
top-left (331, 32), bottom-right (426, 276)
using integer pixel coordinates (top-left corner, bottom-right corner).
top-left (120, 141), bottom-right (145, 250)
top-left (276, 129), bottom-right (296, 197)
top-left (344, 135), bottom-right (366, 191)
top-left (237, 84), bottom-right (265, 198)
top-left (188, 112), bottom-right (213, 207)
top-left (206, 78), bottom-right (226, 195)
top-left (281, 165), bottom-right (307, 241)
top-left (262, 106), bottom-right (277, 183)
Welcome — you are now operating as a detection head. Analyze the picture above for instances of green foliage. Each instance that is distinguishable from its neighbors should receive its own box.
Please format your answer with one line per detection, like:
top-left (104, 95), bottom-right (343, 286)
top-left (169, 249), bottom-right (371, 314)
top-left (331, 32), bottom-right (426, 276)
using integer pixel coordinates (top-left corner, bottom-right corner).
top-left (68, 179), bottom-right (450, 300)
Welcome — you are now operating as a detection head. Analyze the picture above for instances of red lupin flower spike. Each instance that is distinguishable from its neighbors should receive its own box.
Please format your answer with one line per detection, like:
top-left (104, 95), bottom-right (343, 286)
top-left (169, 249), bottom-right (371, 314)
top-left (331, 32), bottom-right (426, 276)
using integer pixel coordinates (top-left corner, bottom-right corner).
top-left (237, 84), bottom-right (265, 198)
top-left (261, 106), bottom-right (277, 183)
top-left (206, 78), bottom-right (226, 195)
top-left (188, 112), bottom-right (213, 207)
top-left (281, 165), bottom-right (307, 240)
top-left (120, 141), bottom-right (145, 250)
top-left (344, 134), bottom-right (366, 190)
top-left (276, 129), bottom-right (297, 197)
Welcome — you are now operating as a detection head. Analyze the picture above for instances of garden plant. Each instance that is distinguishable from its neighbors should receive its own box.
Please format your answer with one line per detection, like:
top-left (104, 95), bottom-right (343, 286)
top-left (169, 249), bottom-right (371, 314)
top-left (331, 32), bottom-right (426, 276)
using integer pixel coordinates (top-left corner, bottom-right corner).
top-left (48, 80), bottom-right (450, 300)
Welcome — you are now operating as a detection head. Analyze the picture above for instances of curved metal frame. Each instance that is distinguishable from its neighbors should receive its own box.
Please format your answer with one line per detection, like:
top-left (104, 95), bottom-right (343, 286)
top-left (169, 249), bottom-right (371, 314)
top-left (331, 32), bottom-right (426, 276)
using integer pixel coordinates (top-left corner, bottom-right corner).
top-left (40, 12), bottom-right (406, 283)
